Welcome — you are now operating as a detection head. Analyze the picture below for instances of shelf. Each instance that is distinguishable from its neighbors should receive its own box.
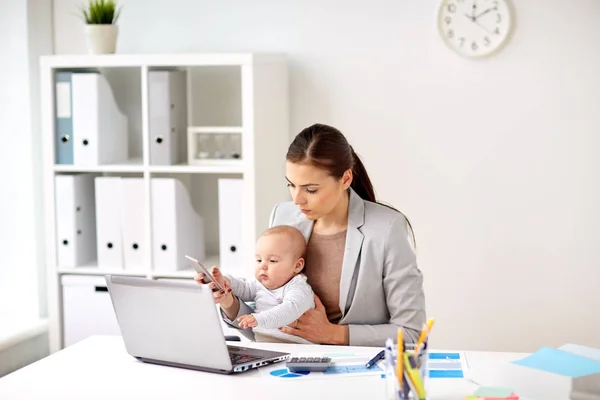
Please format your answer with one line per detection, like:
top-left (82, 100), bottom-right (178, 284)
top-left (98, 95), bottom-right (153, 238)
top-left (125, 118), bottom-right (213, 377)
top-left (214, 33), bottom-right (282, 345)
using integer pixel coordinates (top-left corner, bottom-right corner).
top-left (57, 265), bottom-right (148, 277)
top-left (151, 268), bottom-right (197, 279)
top-left (149, 161), bottom-right (243, 174)
top-left (188, 126), bottom-right (244, 134)
top-left (54, 158), bottom-right (144, 173)
top-left (41, 53), bottom-right (286, 69)
top-left (151, 254), bottom-right (220, 279)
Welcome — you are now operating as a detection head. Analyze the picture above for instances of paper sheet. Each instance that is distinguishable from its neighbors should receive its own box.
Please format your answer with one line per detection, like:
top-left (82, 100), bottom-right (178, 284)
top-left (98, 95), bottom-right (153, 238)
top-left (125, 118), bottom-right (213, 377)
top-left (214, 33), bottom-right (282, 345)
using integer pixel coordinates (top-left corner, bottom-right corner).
top-left (428, 352), bottom-right (467, 378)
top-left (511, 347), bottom-right (600, 378)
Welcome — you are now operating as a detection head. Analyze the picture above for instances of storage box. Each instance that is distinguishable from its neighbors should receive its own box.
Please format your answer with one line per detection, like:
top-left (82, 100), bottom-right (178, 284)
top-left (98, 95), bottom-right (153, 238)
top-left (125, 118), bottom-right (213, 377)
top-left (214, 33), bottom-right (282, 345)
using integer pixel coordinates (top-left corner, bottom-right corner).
top-left (61, 275), bottom-right (122, 346)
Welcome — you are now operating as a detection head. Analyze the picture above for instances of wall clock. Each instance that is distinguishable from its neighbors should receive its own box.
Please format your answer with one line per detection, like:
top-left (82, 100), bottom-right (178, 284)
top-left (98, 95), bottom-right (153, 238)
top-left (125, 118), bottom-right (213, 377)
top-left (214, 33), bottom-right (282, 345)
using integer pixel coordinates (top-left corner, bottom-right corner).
top-left (438, 0), bottom-right (513, 58)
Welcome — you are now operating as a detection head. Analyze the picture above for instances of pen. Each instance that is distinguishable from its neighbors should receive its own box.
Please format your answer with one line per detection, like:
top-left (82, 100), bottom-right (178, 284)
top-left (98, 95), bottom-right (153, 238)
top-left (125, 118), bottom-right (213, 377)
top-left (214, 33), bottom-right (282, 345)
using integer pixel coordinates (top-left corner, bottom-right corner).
top-left (384, 339), bottom-right (397, 399)
top-left (414, 318), bottom-right (435, 357)
top-left (365, 350), bottom-right (385, 368)
top-left (396, 329), bottom-right (404, 396)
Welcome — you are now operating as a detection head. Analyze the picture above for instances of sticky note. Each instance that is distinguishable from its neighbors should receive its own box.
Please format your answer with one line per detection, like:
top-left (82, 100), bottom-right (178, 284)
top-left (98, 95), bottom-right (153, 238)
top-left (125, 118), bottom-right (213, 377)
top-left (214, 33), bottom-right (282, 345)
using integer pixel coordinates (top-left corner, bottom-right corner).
top-left (474, 387), bottom-right (515, 398)
top-left (511, 347), bottom-right (600, 378)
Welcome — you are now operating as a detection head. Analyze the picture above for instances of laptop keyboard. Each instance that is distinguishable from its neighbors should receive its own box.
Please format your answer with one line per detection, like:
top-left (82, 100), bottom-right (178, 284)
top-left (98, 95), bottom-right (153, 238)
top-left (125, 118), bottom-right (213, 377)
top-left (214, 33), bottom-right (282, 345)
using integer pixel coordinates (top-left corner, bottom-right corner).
top-left (229, 352), bottom-right (263, 365)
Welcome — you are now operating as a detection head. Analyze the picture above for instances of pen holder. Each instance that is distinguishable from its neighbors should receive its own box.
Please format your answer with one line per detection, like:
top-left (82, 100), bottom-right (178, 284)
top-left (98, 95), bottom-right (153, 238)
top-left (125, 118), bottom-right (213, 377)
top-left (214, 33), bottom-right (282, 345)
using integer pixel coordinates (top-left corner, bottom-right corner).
top-left (385, 342), bottom-right (429, 400)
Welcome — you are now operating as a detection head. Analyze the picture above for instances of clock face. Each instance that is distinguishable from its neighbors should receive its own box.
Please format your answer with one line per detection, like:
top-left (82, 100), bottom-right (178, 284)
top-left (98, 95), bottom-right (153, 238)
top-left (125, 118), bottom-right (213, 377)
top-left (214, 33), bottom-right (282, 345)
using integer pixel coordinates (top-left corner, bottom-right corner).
top-left (438, 0), bottom-right (513, 58)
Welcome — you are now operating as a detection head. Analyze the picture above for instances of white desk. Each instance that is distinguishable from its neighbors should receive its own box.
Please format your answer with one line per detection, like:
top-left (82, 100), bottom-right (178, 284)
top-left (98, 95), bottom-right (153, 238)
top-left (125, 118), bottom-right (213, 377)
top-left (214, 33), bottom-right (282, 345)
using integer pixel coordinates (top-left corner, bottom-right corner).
top-left (0, 336), bottom-right (526, 400)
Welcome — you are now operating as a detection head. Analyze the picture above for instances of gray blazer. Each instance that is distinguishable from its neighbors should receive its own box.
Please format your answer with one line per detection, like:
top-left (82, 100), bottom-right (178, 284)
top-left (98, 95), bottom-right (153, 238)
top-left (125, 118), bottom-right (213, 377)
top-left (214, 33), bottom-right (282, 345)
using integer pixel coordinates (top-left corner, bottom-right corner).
top-left (223, 188), bottom-right (426, 347)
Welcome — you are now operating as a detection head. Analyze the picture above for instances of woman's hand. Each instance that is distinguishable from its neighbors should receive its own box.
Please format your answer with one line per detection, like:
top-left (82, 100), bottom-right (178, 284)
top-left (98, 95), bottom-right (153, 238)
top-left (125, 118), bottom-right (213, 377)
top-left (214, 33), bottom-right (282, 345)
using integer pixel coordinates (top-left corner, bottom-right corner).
top-left (279, 295), bottom-right (349, 345)
top-left (193, 266), bottom-right (233, 306)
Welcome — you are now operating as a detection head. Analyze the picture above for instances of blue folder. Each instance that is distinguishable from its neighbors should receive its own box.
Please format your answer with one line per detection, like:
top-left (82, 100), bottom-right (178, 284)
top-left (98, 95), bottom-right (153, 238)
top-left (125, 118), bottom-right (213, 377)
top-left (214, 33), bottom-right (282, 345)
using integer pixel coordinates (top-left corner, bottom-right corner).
top-left (55, 71), bottom-right (73, 164)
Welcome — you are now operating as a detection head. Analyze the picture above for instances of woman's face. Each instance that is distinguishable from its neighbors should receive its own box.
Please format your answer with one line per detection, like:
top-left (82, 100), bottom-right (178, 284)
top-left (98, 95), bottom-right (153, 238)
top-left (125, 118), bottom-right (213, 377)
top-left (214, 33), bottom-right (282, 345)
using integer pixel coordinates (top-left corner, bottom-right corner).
top-left (285, 161), bottom-right (351, 220)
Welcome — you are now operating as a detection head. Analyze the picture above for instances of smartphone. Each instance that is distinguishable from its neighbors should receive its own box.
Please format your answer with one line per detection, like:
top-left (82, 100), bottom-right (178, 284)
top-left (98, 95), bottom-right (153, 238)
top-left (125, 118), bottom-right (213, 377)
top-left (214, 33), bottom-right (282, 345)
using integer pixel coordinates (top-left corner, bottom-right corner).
top-left (185, 255), bottom-right (225, 292)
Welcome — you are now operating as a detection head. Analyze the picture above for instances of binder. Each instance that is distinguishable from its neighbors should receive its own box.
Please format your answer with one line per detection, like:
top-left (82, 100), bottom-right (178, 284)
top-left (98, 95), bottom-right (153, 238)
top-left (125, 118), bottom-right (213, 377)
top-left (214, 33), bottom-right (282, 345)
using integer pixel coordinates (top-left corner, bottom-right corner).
top-left (54, 174), bottom-right (97, 267)
top-left (94, 177), bottom-right (124, 269)
top-left (151, 178), bottom-right (205, 272)
top-left (54, 72), bottom-right (74, 164)
top-left (120, 178), bottom-right (146, 270)
top-left (148, 70), bottom-right (187, 165)
top-left (218, 178), bottom-right (244, 272)
top-left (71, 72), bottom-right (129, 166)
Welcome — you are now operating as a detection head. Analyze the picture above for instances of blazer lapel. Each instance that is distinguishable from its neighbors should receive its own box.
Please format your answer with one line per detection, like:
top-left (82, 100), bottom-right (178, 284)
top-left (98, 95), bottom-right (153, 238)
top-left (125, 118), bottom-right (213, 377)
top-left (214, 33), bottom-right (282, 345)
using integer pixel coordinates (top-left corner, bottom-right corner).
top-left (338, 188), bottom-right (365, 316)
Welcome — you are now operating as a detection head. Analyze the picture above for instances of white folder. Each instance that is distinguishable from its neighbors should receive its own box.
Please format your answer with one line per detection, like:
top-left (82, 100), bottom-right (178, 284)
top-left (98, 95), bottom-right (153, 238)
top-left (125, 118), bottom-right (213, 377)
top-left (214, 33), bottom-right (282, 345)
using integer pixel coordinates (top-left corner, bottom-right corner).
top-left (218, 178), bottom-right (244, 273)
top-left (54, 174), bottom-right (97, 268)
top-left (120, 178), bottom-right (146, 270)
top-left (72, 72), bottom-right (129, 166)
top-left (95, 177), bottom-right (124, 269)
top-left (151, 178), bottom-right (205, 272)
top-left (148, 70), bottom-right (187, 165)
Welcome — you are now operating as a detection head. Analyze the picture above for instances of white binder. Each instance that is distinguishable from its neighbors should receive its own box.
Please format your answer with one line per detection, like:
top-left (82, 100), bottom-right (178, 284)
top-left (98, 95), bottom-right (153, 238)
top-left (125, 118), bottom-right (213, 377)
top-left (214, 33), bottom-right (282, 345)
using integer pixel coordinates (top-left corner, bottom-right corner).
top-left (218, 178), bottom-right (244, 273)
top-left (120, 178), bottom-right (146, 270)
top-left (95, 177), bottom-right (124, 269)
top-left (72, 72), bottom-right (129, 166)
top-left (54, 174), bottom-right (97, 268)
top-left (151, 178), bottom-right (205, 272)
top-left (148, 70), bottom-right (187, 165)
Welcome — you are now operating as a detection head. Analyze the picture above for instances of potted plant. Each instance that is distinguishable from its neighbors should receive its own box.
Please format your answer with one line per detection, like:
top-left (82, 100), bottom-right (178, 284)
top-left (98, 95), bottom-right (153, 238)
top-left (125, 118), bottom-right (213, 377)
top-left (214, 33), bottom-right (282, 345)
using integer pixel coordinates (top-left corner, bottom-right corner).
top-left (81, 0), bottom-right (122, 54)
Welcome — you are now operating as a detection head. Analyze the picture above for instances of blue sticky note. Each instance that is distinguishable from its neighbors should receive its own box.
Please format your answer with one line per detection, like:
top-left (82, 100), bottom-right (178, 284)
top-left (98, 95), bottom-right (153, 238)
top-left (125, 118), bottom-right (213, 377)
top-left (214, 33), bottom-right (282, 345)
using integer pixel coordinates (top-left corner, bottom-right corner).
top-left (512, 347), bottom-right (600, 378)
top-left (429, 369), bottom-right (463, 378)
top-left (429, 352), bottom-right (461, 360)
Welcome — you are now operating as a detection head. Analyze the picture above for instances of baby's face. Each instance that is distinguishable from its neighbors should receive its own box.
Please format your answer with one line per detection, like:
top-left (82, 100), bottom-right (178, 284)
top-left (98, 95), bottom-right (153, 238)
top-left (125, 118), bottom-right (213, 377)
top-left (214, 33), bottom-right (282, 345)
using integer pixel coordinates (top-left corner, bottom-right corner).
top-left (254, 234), bottom-right (301, 290)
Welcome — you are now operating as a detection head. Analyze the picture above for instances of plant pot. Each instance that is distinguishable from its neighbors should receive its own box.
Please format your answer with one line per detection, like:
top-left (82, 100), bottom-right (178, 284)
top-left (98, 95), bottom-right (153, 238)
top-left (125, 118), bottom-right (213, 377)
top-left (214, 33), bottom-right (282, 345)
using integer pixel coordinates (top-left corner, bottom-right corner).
top-left (85, 24), bottom-right (118, 54)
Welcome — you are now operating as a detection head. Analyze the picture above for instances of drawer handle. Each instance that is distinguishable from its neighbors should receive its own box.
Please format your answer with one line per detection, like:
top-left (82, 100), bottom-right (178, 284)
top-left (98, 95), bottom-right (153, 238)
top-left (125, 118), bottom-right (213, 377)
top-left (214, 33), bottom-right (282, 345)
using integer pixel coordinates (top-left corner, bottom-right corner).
top-left (95, 286), bottom-right (108, 292)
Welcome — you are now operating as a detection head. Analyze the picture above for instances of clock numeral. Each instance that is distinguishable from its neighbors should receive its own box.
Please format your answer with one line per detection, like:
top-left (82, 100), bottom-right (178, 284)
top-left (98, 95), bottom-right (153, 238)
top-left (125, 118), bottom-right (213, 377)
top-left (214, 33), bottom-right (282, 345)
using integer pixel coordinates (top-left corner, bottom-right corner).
top-left (447, 3), bottom-right (456, 13)
top-left (493, 1), bottom-right (499, 9)
top-left (459, 37), bottom-right (465, 47)
top-left (494, 27), bottom-right (501, 35)
top-left (496, 13), bottom-right (502, 23)
top-left (484, 36), bottom-right (491, 46)
top-left (447, 29), bottom-right (454, 38)
top-left (471, 41), bottom-right (478, 51)
top-left (445, 16), bottom-right (452, 25)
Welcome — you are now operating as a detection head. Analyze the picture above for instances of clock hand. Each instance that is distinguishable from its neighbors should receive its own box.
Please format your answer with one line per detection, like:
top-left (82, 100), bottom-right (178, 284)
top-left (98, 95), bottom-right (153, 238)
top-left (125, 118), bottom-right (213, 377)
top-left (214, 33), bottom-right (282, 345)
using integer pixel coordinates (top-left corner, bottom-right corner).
top-left (474, 19), bottom-right (494, 34)
top-left (474, 7), bottom-right (494, 20)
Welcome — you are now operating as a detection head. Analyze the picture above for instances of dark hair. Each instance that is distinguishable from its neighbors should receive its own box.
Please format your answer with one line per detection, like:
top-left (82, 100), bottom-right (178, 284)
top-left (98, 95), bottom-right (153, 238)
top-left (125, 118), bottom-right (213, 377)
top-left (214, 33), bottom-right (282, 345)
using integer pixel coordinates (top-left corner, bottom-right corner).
top-left (286, 123), bottom-right (416, 246)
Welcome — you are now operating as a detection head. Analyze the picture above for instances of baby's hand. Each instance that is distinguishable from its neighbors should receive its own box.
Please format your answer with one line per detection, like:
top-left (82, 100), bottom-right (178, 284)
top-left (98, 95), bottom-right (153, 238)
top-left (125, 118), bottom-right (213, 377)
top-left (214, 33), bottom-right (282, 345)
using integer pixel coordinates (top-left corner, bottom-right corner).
top-left (237, 314), bottom-right (258, 329)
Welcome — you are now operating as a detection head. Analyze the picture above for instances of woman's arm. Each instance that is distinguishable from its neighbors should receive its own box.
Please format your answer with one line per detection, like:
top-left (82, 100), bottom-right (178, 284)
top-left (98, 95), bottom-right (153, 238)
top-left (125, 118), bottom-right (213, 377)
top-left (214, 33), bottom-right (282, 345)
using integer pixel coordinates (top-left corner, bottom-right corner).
top-left (347, 213), bottom-right (426, 346)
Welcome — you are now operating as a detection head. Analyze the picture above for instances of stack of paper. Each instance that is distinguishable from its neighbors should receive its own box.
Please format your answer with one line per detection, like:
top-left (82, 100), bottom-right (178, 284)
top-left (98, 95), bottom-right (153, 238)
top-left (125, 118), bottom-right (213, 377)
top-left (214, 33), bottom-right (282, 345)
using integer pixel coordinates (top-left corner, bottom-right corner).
top-left (469, 344), bottom-right (600, 400)
top-left (466, 386), bottom-right (519, 399)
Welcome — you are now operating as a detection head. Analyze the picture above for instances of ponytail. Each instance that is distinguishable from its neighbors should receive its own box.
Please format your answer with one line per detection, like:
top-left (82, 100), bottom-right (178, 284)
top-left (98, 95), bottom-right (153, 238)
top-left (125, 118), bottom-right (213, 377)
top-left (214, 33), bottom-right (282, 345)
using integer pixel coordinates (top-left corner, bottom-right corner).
top-left (350, 147), bottom-right (416, 249)
top-left (350, 147), bottom-right (376, 203)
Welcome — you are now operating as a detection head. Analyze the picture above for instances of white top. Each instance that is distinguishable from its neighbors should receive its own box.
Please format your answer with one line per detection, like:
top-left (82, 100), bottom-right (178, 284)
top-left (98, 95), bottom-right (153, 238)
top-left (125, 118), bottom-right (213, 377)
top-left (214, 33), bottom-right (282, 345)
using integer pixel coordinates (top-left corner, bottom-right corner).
top-left (0, 335), bottom-right (531, 400)
top-left (227, 273), bottom-right (315, 344)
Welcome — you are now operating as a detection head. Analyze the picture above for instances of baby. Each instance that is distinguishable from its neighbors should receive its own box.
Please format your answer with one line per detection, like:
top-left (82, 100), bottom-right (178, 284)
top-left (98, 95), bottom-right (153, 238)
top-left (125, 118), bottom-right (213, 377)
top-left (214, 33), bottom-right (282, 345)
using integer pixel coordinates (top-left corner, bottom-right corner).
top-left (212, 225), bottom-right (315, 343)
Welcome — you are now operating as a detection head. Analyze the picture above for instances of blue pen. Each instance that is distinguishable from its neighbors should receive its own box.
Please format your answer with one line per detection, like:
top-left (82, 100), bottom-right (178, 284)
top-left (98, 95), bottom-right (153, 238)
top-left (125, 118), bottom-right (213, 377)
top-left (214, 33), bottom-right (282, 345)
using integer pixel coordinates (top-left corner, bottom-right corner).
top-left (365, 350), bottom-right (385, 368)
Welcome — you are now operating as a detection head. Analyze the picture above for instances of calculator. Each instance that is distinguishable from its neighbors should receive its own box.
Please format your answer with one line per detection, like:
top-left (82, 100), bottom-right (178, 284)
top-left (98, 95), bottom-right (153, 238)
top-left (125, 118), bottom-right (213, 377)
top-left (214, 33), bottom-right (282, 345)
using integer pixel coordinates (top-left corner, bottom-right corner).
top-left (286, 356), bottom-right (332, 372)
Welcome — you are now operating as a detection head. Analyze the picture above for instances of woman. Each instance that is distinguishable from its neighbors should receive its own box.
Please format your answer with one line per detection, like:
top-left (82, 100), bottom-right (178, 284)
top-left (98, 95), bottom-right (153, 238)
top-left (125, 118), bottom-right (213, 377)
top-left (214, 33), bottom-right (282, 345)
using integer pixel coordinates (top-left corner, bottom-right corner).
top-left (196, 123), bottom-right (426, 347)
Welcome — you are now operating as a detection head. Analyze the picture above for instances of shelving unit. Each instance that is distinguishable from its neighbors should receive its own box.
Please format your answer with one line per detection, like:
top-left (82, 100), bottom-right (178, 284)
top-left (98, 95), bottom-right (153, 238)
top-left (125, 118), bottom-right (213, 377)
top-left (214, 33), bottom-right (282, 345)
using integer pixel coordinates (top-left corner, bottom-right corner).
top-left (40, 53), bottom-right (290, 353)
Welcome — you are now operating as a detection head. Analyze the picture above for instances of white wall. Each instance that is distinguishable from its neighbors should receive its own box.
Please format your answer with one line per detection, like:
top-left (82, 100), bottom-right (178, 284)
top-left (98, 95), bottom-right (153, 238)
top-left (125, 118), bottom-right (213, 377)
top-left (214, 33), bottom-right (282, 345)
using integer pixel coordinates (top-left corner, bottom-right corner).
top-left (0, 0), bottom-right (52, 375)
top-left (52, 0), bottom-right (600, 353)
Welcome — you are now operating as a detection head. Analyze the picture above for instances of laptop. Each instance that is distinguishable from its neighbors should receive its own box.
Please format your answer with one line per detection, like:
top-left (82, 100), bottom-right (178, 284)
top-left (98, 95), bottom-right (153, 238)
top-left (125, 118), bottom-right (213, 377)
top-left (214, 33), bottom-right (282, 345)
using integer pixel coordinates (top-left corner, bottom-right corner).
top-left (104, 275), bottom-right (290, 374)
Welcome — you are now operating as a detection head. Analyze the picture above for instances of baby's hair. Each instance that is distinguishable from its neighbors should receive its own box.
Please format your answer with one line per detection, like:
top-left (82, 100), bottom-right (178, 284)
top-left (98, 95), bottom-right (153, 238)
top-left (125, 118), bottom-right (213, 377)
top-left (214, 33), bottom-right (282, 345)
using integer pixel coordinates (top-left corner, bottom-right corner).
top-left (262, 225), bottom-right (306, 260)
